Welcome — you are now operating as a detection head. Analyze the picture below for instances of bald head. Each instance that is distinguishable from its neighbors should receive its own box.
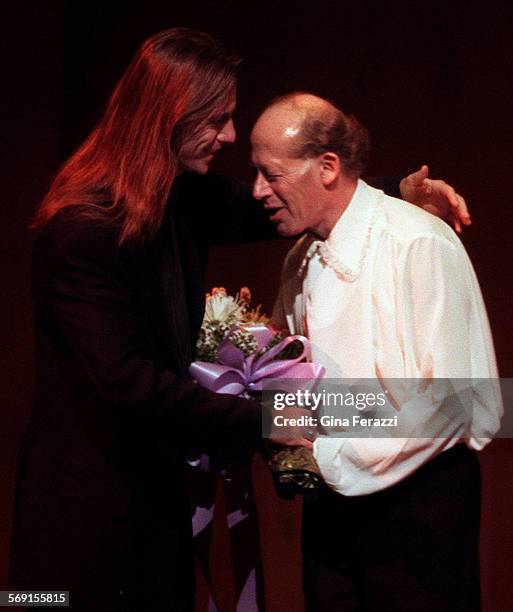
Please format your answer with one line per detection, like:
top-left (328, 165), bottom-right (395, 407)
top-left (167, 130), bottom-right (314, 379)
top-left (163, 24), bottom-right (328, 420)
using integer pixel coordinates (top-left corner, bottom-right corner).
top-left (250, 92), bottom-right (367, 238)
top-left (251, 92), bottom-right (370, 178)
top-left (252, 93), bottom-right (333, 147)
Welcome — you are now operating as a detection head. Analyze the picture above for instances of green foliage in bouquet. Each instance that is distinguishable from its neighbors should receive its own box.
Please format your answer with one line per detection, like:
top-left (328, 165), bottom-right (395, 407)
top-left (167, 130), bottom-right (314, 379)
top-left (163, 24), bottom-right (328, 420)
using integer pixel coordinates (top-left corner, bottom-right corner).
top-left (195, 287), bottom-right (270, 362)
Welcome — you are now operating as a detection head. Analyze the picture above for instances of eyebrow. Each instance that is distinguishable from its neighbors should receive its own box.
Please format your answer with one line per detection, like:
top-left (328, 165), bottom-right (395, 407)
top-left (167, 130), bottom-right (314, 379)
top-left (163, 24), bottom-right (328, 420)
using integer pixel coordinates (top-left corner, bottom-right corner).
top-left (213, 109), bottom-right (235, 123)
top-left (249, 161), bottom-right (281, 176)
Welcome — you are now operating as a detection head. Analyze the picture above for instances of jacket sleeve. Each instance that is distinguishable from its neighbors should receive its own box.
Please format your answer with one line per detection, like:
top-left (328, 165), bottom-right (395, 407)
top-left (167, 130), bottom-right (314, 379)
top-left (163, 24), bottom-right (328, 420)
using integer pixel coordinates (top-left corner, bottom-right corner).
top-left (177, 172), bottom-right (279, 245)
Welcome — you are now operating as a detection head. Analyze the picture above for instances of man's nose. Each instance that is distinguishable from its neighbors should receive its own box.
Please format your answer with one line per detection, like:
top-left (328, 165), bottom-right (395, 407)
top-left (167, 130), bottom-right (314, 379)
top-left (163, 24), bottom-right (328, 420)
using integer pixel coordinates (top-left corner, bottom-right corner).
top-left (252, 172), bottom-right (272, 200)
top-left (217, 119), bottom-right (236, 144)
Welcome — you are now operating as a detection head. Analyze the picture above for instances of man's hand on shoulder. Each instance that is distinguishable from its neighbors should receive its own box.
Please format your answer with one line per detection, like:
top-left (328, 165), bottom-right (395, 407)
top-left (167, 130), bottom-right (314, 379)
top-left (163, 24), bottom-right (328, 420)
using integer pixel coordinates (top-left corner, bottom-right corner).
top-left (399, 164), bottom-right (471, 234)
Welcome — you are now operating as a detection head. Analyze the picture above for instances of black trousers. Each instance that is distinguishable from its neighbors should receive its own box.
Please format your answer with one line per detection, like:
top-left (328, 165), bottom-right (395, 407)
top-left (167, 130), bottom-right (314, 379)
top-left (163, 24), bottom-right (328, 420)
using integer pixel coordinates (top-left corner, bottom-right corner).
top-left (302, 444), bottom-right (481, 612)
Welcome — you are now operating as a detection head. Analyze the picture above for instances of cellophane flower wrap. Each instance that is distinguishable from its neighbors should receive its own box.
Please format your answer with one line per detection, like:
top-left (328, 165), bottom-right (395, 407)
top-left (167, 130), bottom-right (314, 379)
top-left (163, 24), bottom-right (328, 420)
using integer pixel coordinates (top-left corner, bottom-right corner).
top-left (190, 287), bottom-right (325, 496)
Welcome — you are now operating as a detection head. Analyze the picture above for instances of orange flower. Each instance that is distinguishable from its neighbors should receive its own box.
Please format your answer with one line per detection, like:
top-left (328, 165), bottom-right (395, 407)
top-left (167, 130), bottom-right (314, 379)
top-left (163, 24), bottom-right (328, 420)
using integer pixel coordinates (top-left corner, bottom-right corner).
top-left (211, 287), bottom-right (227, 297)
top-left (239, 287), bottom-right (251, 303)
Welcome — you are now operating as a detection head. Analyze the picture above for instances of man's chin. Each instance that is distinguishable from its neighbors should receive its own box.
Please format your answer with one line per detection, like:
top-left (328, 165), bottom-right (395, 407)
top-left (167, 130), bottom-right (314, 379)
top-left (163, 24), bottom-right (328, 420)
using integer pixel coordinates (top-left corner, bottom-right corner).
top-left (276, 223), bottom-right (301, 237)
top-left (179, 160), bottom-right (211, 175)
top-left (195, 166), bottom-right (210, 175)
top-left (190, 161), bottom-right (210, 175)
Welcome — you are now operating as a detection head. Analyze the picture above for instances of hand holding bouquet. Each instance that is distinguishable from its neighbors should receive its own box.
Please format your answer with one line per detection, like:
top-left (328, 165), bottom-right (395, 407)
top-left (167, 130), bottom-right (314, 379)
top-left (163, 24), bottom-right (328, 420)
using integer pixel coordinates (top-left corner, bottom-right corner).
top-left (191, 287), bottom-right (325, 496)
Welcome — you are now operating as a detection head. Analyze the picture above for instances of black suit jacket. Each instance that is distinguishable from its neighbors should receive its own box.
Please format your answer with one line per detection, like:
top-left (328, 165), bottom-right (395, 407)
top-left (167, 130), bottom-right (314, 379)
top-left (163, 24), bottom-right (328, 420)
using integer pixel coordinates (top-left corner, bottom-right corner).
top-left (9, 172), bottom-right (279, 609)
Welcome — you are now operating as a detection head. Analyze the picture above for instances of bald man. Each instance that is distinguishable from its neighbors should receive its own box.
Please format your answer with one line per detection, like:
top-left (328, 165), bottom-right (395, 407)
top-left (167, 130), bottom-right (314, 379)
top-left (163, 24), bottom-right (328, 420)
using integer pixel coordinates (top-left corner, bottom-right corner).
top-left (251, 94), bottom-right (501, 611)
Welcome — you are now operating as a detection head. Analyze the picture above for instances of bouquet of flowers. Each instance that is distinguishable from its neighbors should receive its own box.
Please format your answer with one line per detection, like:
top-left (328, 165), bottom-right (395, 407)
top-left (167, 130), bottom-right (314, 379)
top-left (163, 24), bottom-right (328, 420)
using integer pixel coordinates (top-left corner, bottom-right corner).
top-left (195, 286), bottom-right (270, 365)
top-left (191, 287), bottom-right (325, 496)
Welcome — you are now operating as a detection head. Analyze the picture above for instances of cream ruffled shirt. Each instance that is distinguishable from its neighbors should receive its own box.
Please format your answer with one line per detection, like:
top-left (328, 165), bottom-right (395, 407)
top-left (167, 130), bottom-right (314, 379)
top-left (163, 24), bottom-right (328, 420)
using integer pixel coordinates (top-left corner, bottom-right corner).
top-left (273, 180), bottom-right (502, 496)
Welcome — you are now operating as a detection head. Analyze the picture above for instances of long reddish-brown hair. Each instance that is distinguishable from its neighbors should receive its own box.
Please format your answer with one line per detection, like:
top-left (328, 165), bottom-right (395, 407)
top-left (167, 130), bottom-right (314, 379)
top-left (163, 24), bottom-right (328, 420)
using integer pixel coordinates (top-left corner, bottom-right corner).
top-left (31, 28), bottom-right (240, 244)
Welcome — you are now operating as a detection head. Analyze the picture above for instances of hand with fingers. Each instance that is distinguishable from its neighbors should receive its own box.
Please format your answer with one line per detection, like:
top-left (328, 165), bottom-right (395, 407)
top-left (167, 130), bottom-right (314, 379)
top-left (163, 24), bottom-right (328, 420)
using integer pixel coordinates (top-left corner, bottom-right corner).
top-left (268, 405), bottom-right (316, 451)
top-left (399, 164), bottom-right (471, 234)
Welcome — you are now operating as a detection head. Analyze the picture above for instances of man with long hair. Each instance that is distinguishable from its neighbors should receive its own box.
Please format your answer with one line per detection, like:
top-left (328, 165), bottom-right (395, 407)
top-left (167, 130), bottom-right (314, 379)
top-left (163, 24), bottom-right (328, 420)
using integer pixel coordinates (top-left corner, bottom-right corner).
top-left (10, 28), bottom-right (469, 610)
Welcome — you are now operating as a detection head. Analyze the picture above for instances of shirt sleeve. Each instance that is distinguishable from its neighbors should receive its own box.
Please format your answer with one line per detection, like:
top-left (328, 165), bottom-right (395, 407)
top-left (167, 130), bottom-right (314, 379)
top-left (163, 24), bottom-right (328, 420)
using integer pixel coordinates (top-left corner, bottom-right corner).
top-left (313, 233), bottom-right (502, 496)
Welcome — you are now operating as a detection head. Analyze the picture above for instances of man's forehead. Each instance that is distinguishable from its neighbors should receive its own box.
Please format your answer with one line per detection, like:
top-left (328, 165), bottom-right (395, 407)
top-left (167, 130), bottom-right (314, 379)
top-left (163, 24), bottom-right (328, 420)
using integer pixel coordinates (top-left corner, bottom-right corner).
top-left (251, 116), bottom-right (302, 162)
top-left (203, 86), bottom-right (236, 119)
top-left (214, 88), bottom-right (237, 114)
top-left (255, 105), bottom-right (302, 137)
top-left (250, 136), bottom-right (294, 166)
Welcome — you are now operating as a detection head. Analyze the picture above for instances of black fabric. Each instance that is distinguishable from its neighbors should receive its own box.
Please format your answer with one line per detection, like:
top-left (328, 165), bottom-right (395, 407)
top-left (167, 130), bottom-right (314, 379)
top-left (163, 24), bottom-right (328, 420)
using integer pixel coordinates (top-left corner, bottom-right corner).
top-left (302, 444), bottom-right (482, 612)
top-left (9, 173), bottom-right (270, 611)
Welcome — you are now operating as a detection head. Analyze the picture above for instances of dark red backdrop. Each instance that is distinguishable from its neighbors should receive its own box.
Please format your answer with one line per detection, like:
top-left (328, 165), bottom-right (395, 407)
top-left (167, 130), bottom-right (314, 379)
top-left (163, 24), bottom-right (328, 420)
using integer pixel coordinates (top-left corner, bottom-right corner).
top-left (2, 2), bottom-right (512, 610)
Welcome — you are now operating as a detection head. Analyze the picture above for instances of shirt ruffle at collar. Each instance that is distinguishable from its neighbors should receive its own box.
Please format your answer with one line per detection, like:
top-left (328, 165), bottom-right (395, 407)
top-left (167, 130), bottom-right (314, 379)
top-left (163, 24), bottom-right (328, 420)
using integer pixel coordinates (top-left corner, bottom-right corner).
top-left (299, 180), bottom-right (383, 282)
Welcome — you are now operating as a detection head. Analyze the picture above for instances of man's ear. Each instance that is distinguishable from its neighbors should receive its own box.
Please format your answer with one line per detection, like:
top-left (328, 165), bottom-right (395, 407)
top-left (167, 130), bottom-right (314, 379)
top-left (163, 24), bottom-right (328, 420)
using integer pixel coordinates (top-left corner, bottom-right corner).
top-left (319, 152), bottom-right (341, 186)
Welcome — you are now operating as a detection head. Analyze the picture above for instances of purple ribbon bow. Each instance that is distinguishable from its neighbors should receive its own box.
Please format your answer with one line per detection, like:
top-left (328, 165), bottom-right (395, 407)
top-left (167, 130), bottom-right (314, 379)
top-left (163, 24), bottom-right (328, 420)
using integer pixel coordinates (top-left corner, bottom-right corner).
top-left (190, 324), bottom-right (325, 396)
